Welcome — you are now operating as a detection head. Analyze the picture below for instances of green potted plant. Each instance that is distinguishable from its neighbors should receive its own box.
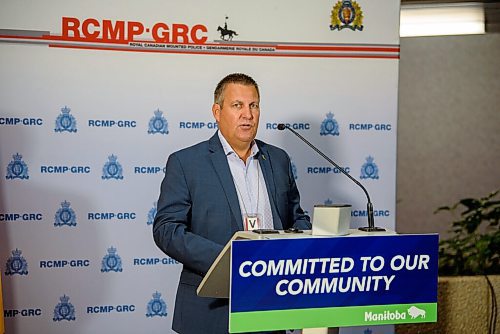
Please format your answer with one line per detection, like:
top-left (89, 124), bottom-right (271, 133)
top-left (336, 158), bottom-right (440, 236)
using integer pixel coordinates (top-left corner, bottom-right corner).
top-left (436, 189), bottom-right (500, 276)
top-left (397, 190), bottom-right (499, 334)
top-left (432, 190), bottom-right (499, 333)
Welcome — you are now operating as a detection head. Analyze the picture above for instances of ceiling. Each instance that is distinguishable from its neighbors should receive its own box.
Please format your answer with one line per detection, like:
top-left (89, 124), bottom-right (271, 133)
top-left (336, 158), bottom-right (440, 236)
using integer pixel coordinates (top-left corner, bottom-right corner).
top-left (400, 0), bottom-right (500, 33)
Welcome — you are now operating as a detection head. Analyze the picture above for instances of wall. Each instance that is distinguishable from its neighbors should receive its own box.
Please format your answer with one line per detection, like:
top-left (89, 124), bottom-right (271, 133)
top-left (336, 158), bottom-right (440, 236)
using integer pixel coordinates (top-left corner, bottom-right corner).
top-left (396, 33), bottom-right (500, 235)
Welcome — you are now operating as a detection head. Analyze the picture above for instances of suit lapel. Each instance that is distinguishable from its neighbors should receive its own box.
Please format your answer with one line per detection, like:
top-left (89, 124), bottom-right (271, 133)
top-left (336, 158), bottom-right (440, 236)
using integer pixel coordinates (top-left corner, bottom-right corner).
top-left (208, 133), bottom-right (244, 231)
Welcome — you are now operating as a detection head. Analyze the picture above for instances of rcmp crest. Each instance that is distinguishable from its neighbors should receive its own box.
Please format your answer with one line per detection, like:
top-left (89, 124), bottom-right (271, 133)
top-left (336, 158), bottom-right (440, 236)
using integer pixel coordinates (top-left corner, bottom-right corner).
top-left (53, 295), bottom-right (76, 321)
top-left (330, 0), bottom-right (364, 31)
top-left (324, 198), bottom-right (333, 205)
top-left (102, 154), bottom-right (124, 180)
top-left (5, 248), bottom-right (28, 276)
top-left (320, 112), bottom-right (340, 136)
top-left (360, 156), bottom-right (379, 179)
top-left (147, 202), bottom-right (157, 226)
top-left (54, 200), bottom-right (77, 227)
top-left (6, 153), bottom-right (29, 180)
top-left (146, 291), bottom-right (167, 317)
top-left (55, 106), bottom-right (77, 133)
top-left (101, 246), bottom-right (123, 272)
top-left (148, 109), bottom-right (169, 135)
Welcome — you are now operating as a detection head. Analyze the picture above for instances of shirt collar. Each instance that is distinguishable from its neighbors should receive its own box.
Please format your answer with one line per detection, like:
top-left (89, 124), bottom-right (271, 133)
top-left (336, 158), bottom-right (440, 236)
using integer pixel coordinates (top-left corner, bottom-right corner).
top-left (218, 130), bottom-right (259, 158)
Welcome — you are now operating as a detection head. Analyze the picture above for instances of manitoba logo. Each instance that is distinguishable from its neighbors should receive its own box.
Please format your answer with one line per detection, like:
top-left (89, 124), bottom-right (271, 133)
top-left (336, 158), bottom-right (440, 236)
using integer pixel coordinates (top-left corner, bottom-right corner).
top-left (147, 202), bottom-right (157, 226)
top-left (54, 106), bottom-right (77, 133)
top-left (101, 246), bottom-right (123, 272)
top-left (102, 154), bottom-right (124, 180)
top-left (408, 306), bottom-right (426, 319)
top-left (217, 16), bottom-right (238, 41)
top-left (320, 112), bottom-right (340, 136)
top-left (6, 153), bottom-right (29, 180)
top-left (53, 295), bottom-right (76, 321)
top-left (365, 309), bottom-right (406, 321)
top-left (360, 156), bottom-right (379, 179)
top-left (148, 109), bottom-right (169, 135)
top-left (5, 248), bottom-right (28, 276)
top-left (146, 291), bottom-right (167, 317)
top-left (54, 201), bottom-right (77, 227)
top-left (330, 0), bottom-right (364, 31)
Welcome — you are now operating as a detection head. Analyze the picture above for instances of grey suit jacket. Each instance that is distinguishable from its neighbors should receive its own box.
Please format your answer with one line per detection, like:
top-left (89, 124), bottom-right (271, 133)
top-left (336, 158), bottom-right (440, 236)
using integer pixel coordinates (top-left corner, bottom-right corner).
top-left (153, 132), bottom-right (310, 333)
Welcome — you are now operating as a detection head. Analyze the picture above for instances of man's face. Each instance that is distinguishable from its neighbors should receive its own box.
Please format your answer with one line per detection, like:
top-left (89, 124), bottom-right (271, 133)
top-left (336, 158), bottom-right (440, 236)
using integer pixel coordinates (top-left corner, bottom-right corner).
top-left (212, 83), bottom-right (260, 151)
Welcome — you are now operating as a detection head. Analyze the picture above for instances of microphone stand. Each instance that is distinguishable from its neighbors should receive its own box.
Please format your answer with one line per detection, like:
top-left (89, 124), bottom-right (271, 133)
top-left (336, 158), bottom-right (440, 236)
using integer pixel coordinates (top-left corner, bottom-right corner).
top-left (278, 124), bottom-right (385, 232)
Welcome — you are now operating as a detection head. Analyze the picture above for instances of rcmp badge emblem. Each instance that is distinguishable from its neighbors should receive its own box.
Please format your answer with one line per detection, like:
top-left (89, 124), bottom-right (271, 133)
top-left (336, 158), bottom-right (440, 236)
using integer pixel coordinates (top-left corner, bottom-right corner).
top-left (102, 154), bottom-right (124, 180)
top-left (5, 248), bottom-right (28, 276)
top-left (320, 112), bottom-right (340, 136)
top-left (324, 198), bottom-right (333, 205)
top-left (148, 109), bottom-right (169, 135)
top-left (55, 106), bottom-right (77, 133)
top-left (6, 153), bottom-right (29, 180)
top-left (146, 291), bottom-right (167, 317)
top-left (53, 295), bottom-right (76, 321)
top-left (147, 202), bottom-right (157, 226)
top-left (54, 201), bottom-right (77, 227)
top-left (330, 0), bottom-right (364, 31)
top-left (101, 246), bottom-right (123, 272)
top-left (360, 156), bottom-right (379, 179)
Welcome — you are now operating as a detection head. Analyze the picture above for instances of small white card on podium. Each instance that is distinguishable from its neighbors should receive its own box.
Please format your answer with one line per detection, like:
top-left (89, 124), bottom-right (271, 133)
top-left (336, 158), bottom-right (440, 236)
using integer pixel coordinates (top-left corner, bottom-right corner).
top-left (312, 204), bottom-right (351, 236)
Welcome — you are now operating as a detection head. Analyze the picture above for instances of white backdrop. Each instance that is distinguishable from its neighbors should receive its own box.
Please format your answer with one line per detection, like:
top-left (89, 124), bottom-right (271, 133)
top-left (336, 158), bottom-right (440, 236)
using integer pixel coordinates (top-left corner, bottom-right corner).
top-left (0, 1), bottom-right (400, 333)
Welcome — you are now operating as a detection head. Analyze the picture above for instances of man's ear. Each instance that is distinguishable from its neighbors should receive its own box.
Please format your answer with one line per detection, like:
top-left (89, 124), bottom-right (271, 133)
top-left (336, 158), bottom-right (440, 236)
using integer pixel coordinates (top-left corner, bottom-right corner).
top-left (212, 103), bottom-right (220, 122)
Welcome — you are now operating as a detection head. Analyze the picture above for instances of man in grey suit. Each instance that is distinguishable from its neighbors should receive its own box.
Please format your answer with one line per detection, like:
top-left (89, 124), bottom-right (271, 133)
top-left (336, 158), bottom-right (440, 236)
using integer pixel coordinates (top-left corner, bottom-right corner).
top-left (153, 73), bottom-right (311, 333)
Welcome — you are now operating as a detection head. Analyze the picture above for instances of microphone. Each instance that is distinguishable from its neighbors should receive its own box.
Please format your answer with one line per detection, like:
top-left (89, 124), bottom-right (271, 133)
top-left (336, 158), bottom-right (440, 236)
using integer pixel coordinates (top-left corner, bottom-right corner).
top-left (277, 123), bottom-right (385, 232)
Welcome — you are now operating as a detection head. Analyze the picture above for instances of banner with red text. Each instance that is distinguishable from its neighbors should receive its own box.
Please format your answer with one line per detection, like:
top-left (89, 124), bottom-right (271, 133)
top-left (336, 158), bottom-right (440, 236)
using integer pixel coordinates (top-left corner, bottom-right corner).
top-left (0, 1), bottom-right (400, 333)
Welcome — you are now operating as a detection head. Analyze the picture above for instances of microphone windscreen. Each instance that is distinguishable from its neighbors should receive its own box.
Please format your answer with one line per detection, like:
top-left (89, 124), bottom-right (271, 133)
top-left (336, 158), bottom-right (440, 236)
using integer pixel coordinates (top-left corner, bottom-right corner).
top-left (277, 123), bottom-right (286, 130)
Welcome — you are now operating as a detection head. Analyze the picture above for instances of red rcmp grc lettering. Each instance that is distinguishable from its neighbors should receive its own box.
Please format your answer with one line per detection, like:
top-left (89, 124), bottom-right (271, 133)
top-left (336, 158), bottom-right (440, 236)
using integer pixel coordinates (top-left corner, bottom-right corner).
top-left (61, 17), bottom-right (208, 44)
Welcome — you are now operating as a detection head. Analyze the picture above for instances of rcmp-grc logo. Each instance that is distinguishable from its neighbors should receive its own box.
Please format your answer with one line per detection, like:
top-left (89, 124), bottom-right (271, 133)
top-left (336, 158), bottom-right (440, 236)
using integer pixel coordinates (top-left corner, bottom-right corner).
top-left (53, 295), bottom-right (76, 321)
top-left (5, 248), bottom-right (28, 276)
top-left (55, 106), bottom-right (77, 133)
top-left (102, 154), bottom-right (124, 180)
top-left (360, 156), bottom-right (379, 179)
top-left (148, 109), bottom-right (169, 135)
top-left (54, 200), bottom-right (77, 227)
top-left (146, 291), bottom-right (167, 317)
top-left (330, 0), bottom-right (364, 31)
top-left (147, 202), bottom-right (157, 226)
top-left (6, 153), bottom-right (29, 180)
top-left (320, 112), bottom-right (340, 136)
top-left (101, 246), bottom-right (123, 272)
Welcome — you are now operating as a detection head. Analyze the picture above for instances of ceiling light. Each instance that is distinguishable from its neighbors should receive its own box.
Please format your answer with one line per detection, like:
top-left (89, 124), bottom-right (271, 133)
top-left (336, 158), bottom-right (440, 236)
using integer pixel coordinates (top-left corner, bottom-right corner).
top-left (400, 2), bottom-right (485, 37)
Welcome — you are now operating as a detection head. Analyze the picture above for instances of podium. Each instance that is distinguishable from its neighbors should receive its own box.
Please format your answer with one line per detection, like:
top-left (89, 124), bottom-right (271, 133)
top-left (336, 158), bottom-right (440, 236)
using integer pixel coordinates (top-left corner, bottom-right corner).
top-left (198, 230), bottom-right (438, 333)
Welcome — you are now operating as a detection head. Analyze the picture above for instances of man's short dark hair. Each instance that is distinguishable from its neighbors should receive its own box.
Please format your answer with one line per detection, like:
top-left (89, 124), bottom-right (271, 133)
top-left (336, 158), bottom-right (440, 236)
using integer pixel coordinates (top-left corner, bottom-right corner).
top-left (214, 73), bottom-right (259, 106)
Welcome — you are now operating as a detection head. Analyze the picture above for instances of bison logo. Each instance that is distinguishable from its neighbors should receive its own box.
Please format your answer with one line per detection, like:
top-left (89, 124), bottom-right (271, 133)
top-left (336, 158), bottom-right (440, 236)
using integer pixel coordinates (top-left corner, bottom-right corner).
top-left (408, 306), bottom-right (426, 319)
